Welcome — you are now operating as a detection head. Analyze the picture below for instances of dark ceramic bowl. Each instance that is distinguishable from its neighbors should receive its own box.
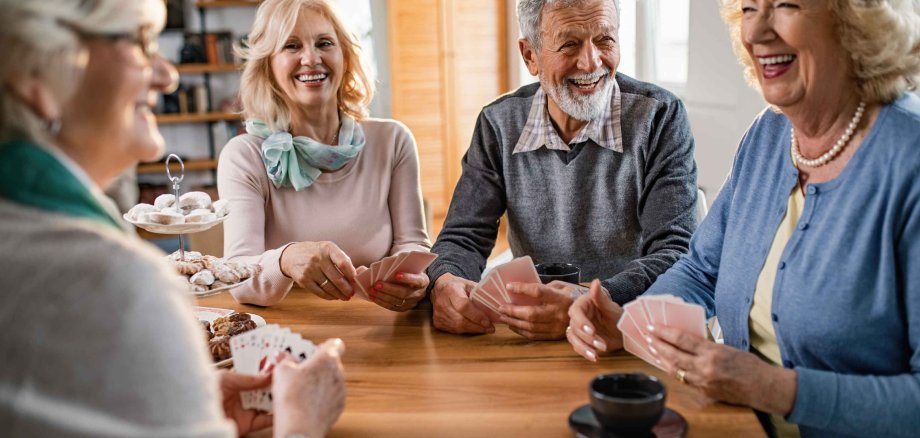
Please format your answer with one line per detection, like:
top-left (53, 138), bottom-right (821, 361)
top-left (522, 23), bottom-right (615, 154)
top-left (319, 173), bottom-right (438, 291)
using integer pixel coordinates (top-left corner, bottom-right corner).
top-left (589, 373), bottom-right (667, 434)
top-left (534, 262), bottom-right (580, 285)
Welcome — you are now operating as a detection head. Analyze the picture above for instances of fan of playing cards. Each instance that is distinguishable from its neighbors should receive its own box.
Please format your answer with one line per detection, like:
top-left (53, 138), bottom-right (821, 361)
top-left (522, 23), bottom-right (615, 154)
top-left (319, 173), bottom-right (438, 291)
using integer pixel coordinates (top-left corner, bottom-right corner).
top-left (230, 324), bottom-right (317, 412)
top-left (617, 295), bottom-right (708, 371)
top-left (350, 250), bottom-right (438, 300)
top-left (469, 256), bottom-right (544, 322)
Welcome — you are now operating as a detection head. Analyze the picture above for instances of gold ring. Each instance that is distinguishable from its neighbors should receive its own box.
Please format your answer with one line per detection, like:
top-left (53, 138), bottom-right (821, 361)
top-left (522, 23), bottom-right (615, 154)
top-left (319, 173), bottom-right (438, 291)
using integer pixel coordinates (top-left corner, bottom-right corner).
top-left (676, 368), bottom-right (687, 384)
top-left (398, 298), bottom-right (406, 307)
top-left (319, 279), bottom-right (330, 288)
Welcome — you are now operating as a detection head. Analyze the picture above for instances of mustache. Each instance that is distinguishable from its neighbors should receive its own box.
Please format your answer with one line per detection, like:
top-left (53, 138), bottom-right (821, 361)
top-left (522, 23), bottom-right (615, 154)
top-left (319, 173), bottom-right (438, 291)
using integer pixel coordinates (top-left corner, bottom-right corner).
top-left (566, 68), bottom-right (610, 82)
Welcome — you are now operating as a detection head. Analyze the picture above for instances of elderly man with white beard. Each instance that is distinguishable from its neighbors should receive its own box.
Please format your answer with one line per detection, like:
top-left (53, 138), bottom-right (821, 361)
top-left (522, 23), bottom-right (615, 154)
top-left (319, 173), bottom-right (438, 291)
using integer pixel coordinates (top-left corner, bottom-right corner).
top-left (426, 0), bottom-right (698, 342)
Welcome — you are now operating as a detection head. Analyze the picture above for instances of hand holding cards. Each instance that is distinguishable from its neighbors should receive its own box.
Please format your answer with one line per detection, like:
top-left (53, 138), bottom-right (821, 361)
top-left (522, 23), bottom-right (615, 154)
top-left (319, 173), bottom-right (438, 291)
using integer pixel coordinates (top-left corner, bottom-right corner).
top-left (230, 324), bottom-right (318, 412)
top-left (616, 295), bottom-right (707, 371)
top-left (351, 250), bottom-right (438, 300)
top-left (469, 256), bottom-right (543, 322)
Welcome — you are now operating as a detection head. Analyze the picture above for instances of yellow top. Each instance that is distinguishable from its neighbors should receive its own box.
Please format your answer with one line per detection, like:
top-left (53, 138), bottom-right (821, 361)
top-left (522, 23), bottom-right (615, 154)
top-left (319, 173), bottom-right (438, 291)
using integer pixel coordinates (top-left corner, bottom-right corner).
top-left (748, 183), bottom-right (804, 438)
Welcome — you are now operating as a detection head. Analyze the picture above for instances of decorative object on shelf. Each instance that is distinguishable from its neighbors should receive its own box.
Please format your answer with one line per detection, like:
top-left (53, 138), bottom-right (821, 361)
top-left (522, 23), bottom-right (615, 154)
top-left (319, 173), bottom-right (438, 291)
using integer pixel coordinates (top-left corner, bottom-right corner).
top-left (165, 0), bottom-right (186, 30)
top-left (180, 32), bottom-right (207, 64)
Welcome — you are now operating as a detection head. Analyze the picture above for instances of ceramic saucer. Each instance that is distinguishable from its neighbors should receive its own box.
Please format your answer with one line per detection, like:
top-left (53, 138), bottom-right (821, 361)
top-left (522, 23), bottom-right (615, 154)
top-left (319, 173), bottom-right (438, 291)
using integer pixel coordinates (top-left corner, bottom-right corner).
top-left (568, 404), bottom-right (687, 438)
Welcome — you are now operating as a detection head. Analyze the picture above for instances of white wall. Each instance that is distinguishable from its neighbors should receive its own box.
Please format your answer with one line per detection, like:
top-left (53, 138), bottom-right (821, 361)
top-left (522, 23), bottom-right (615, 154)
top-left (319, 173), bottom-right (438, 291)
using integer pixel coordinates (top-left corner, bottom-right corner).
top-left (684, 0), bottom-right (765, 202)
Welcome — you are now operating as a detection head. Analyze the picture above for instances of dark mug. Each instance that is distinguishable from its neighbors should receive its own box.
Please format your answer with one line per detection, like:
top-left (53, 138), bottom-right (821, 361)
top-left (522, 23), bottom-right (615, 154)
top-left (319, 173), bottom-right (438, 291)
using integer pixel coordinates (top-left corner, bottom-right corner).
top-left (534, 263), bottom-right (580, 285)
top-left (589, 373), bottom-right (666, 434)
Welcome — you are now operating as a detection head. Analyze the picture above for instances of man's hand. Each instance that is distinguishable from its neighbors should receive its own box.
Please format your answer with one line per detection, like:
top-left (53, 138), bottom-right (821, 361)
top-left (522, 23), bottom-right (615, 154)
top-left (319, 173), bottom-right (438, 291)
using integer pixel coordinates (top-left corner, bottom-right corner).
top-left (431, 273), bottom-right (494, 334)
top-left (498, 280), bottom-right (577, 340)
top-left (566, 279), bottom-right (624, 361)
top-left (217, 370), bottom-right (273, 436)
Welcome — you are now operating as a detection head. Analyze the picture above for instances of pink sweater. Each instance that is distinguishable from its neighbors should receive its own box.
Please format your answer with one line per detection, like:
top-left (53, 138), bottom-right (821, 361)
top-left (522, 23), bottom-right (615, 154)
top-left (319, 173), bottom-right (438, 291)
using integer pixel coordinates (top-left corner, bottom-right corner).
top-left (217, 118), bottom-right (431, 306)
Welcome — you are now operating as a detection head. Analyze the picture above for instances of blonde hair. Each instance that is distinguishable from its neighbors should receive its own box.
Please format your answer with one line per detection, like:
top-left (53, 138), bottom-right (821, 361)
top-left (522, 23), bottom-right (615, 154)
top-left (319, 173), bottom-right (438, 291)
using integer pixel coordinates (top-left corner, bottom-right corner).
top-left (720, 0), bottom-right (920, 104)
top-left (0, 0), bottom-right (165, 144)
top-left (237, 0), bottom-right (374, 131)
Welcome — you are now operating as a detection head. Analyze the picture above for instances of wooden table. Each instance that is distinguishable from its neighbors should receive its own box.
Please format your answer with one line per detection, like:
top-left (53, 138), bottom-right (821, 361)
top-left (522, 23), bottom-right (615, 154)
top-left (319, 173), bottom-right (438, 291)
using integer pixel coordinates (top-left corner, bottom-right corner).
top-left (198, 290), bottom-right (765, 437)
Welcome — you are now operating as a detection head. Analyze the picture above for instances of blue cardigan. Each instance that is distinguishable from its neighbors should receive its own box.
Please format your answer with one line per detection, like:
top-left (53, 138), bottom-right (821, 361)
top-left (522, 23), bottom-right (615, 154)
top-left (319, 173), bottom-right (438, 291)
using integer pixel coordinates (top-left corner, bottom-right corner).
top-left (645, 93), bottom-right (920, 437)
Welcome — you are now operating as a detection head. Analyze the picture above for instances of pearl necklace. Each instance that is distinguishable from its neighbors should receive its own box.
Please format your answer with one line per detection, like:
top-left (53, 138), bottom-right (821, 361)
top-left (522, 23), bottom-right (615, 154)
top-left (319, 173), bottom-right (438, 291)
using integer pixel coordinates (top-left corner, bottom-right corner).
top-left (790, 101), bottom-right (866, 168)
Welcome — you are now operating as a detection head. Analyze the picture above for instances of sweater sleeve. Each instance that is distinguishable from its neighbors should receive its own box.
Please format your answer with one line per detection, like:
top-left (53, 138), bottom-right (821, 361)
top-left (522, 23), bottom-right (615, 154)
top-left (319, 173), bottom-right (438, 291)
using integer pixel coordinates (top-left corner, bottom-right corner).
top-left (602, 98), bottom-right (699, 304)
top-left (786, 162), bottom-right (920, 436)
top-left (427, 112), bottom-right (506, 287)
top-left (217, 136), bottom-right (295, 306)
top-left (387, 122), bottom-right (432, 255)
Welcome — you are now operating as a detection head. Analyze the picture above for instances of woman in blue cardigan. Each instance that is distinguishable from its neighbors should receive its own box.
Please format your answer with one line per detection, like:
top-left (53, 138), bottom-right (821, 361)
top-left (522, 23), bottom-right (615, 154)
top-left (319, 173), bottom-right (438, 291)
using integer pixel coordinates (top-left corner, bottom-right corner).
top-left (567, 1), bottom-right (920, 437)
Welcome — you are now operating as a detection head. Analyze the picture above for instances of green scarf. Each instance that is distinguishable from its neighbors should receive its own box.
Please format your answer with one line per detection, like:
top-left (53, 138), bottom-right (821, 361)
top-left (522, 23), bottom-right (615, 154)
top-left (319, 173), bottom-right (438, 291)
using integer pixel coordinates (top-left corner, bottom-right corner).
top-left (0, 140), bottom-right (122, 230)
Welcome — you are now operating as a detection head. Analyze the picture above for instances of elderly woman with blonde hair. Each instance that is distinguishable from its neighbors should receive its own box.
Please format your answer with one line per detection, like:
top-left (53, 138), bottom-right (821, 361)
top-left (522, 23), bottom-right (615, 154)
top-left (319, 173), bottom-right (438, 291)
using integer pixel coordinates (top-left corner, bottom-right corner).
top-left (0, 0), bottom-right (345, 436)
top-left (567, 1), bottom-right (920, 437)
top-left (219, 0), bottom-right (432, 309)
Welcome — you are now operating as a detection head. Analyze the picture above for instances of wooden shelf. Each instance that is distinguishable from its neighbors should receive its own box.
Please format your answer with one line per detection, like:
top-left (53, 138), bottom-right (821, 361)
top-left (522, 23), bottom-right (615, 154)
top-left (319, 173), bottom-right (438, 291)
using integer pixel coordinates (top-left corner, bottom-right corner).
top-left (196, 0), bottom-right (261, 8)
top-left (175, 63), bottom-right (242, 74)
top-left (155, 112), bottom-right (240, 124)
top-left (137, 159), bottom-right (218, 174)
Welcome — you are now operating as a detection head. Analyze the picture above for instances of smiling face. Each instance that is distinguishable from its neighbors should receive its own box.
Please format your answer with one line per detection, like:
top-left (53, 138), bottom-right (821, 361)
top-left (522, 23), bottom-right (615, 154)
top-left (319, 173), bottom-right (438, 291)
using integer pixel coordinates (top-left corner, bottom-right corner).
top-left (59, 27), bottom-right (177, 177)
top-left (270, 7), bottom-right (344, 113)
top-left (521, 0), bottom-right (620, 122)
top-left (740, 0), bottom-right (852, 111)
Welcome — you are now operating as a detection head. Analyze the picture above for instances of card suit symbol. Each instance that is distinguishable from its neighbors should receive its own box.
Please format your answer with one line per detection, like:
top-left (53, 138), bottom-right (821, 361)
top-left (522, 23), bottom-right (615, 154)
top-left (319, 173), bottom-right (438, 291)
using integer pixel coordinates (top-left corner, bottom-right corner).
top-left (298, 353), bottom-right (307, 361)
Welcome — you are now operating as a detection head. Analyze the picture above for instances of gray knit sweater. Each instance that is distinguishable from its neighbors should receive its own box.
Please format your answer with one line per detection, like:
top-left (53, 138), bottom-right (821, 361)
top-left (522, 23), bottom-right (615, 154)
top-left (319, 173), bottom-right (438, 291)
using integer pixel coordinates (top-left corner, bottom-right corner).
top-left (0, 199), bottom-right (235, 437)
top-left (428, 75), bottom-right (698, 304)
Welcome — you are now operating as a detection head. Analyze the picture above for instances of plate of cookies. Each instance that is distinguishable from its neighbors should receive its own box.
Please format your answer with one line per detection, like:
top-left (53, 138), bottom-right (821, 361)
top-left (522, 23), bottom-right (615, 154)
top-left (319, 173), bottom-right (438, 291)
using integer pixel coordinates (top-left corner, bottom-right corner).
top-left (124, 191), bottom-right (229, 234)
top-left (196, 307), bottom-right (266, 367)
top-left (166, 250), bottom-right (260, 297)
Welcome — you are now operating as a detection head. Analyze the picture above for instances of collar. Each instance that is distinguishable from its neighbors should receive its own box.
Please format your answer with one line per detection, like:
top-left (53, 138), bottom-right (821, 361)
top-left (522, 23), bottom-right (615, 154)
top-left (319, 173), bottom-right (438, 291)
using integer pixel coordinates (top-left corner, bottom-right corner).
top-left (513, 78), bottom-right (624, 154)
top-left (0, 140), bottom-right (126, 231)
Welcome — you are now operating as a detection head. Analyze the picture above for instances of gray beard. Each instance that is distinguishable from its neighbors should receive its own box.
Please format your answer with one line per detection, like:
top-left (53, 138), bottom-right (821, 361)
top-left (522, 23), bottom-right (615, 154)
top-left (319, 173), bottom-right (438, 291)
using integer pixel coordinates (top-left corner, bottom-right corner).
top-left (541, 71), bottom-right (614, 122)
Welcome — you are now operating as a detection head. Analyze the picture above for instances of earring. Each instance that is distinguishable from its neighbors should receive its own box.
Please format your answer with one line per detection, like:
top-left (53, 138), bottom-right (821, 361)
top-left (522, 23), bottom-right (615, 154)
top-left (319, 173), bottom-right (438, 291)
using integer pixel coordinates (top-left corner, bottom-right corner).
top-left (47, 118), bottom-right (61, 137)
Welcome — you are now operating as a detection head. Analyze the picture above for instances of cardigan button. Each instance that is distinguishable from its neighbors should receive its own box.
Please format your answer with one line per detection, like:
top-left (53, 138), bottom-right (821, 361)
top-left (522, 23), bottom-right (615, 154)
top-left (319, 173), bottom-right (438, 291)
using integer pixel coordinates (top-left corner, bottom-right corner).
top-left (807, 186), bottom-right (818, 195)
top-left (771, 313), bottom-right (778, 322)
top-left (798, 222), bottom-right (808, 230)
top-left (783, 360), bottom-right (793, 368)
top-left (779, 261), bottom-right (786, 270)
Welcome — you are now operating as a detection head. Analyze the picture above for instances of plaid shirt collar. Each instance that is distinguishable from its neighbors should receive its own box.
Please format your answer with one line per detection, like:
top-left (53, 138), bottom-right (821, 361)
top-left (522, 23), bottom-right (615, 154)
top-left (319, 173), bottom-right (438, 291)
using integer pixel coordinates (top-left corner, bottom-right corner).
top-left (513, 78), bottom-right (624, 154)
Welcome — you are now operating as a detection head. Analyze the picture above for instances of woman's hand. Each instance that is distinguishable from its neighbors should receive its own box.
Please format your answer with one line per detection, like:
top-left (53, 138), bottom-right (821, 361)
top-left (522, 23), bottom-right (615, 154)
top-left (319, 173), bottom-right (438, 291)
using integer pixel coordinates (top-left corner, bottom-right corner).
top-left (217, 370), bottom-right (273, 436)
top-left (280, 241), bottom-right (357, 300)
top-left (273, 339), bottom-right (347, 438)
top-left (647, 325), bottom-right (797, 415)
top-left (369, 271), bottom-right (429, 312)
top-left (566, 279), bottom-right (624, 361)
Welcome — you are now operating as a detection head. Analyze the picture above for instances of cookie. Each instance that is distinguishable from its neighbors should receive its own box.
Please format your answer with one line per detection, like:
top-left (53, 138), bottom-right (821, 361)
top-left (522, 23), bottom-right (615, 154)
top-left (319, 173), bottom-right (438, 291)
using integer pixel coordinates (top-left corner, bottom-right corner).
top-left (211, 199), bottom-right (230, 217)
top-left (126, 203), bottom-right (157, 222)
top-left (144, 211), bottom-right (185, 225)
top-left (154, 193), bottom-right (177, 210)
top-left (179, 191), bottom-right (212, 212)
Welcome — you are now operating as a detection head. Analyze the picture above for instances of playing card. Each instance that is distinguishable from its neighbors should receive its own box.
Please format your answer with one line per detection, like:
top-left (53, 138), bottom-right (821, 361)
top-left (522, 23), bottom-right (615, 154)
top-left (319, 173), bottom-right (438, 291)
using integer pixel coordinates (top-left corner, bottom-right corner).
top-left (470, 288), bottom-right (503, 322)
top-left (385, 251), bottom-right (438, 282)
top-left (493, 257), bottom-right (541, 306)
top-left (661, 300), bottom-right (708, 339)
top-left (481, 274), bottom-right (509, 306)
top-left (354, 267), bottom-right (374, 300)
top-left (377, 254), bottom-right (399, 283)
top-left (617, 312), bottom-right (660, 368)
top-left (640, 297), bottom-right (667, 327)
top-left (381, 252), bottom-right (409, 281)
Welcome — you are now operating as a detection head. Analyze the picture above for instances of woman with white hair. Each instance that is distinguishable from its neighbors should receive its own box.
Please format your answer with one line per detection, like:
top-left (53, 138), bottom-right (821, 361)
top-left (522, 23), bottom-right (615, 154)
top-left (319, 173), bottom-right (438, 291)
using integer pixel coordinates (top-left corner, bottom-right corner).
top-left (0, 1), bottom-right (345, 436)
top-left (219, 0), bottom-right (432, 310)
top-left (567, 1), bottom-right (920, 437)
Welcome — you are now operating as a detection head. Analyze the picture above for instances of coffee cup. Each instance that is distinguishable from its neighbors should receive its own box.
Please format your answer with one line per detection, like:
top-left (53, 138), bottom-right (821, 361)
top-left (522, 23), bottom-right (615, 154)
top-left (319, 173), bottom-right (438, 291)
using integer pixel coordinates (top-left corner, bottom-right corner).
top-left (589, 373), bottom-right (666, 434)
top-left (534, 262), bottom-right (580, 285)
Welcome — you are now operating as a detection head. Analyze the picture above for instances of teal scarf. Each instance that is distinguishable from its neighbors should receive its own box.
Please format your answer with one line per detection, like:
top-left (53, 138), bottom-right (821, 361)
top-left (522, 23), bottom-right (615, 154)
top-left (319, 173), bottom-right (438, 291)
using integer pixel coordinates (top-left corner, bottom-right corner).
top-left (246, 116), bottom-right (366, 191)
top-left (0, 140), bottom-right (122, 230)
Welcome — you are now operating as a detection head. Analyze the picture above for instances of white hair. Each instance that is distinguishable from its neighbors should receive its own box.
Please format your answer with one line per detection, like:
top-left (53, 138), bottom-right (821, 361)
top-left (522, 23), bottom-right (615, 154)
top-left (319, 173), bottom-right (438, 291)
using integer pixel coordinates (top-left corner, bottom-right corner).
top-left (0, 0), bottom-right (165, 143)
top-left (721, 0), bottom-right (920, 104)
top-left (517, 0), bottom-right (620, 49)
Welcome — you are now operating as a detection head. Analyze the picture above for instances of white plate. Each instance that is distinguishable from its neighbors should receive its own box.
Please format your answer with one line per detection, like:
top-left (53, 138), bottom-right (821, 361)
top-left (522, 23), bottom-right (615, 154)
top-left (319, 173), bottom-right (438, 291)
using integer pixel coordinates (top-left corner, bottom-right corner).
top-left (196, 306), bottom-right (267, 368)
top-left (124, 213), bottom-right (227, 235)
top-left (190, 278), bottom-right (250, 298)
